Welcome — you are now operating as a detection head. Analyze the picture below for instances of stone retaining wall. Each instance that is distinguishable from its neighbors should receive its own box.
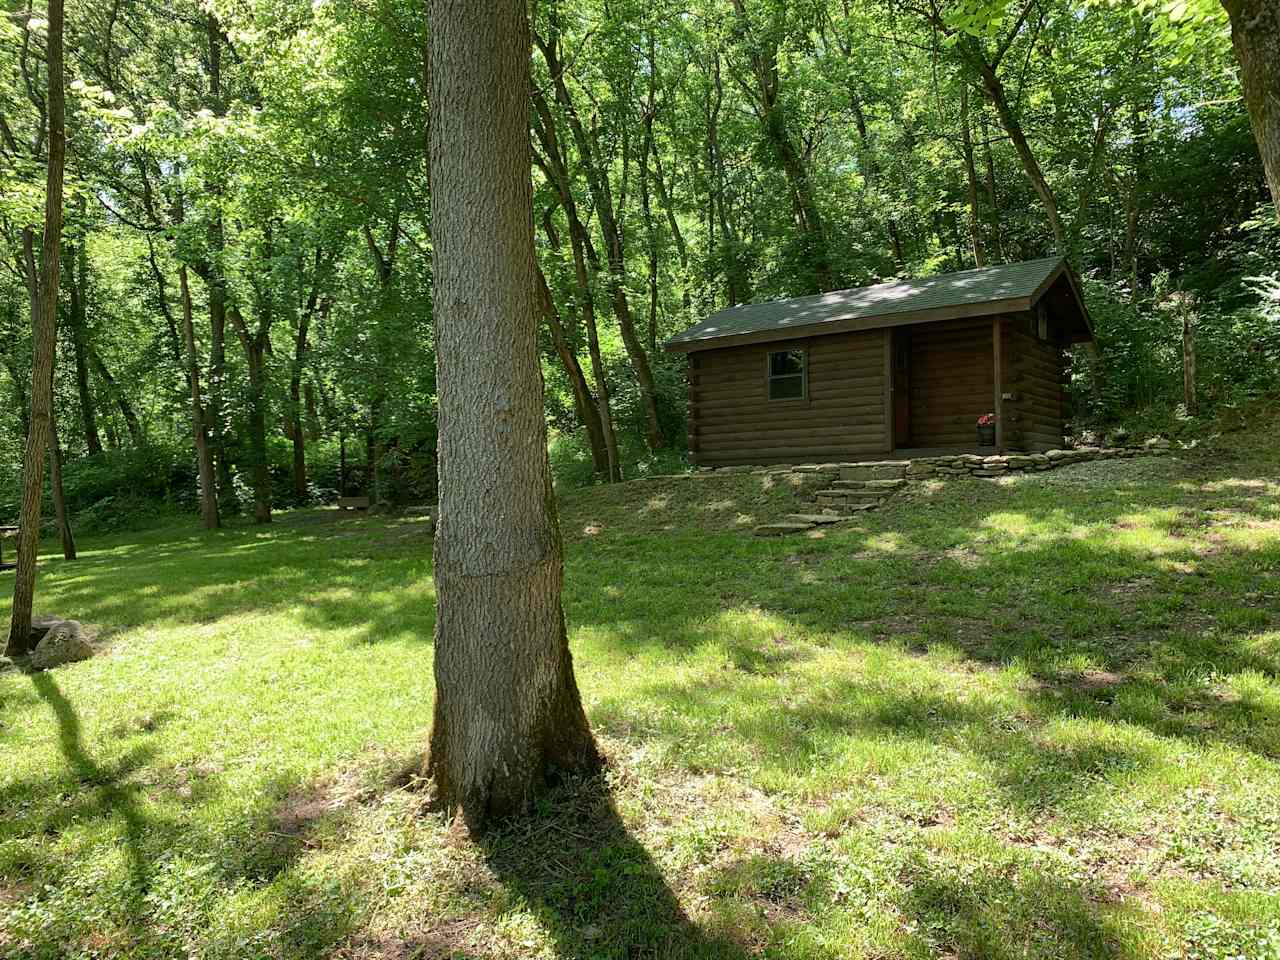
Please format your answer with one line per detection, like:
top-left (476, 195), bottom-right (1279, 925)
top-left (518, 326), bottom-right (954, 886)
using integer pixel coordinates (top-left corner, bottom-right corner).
top-left (700, 441), bottom-right (1172, 484)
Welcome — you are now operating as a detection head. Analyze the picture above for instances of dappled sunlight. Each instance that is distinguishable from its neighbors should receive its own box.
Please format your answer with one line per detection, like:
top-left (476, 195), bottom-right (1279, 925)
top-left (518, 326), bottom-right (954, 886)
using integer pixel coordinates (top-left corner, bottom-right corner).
top-left (5, 449), bottom-right (1280, 958)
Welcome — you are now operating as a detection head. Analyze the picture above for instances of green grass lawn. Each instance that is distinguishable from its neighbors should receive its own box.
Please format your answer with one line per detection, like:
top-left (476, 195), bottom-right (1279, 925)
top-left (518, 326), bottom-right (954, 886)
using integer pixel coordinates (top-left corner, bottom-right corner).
top-left (2, 424), bottom-right (1279, 959)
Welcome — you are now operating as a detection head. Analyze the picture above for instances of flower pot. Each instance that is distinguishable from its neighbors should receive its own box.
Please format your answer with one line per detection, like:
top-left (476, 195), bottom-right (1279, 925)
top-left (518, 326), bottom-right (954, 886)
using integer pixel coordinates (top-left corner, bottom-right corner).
top-left (977, 425), bottom-right (995, 447)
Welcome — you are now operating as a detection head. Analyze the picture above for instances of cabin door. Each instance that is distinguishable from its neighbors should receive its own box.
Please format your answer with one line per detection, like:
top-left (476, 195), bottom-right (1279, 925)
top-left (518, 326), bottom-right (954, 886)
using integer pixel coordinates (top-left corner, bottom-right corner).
top-left (892, 328), bottom-right (911, 448)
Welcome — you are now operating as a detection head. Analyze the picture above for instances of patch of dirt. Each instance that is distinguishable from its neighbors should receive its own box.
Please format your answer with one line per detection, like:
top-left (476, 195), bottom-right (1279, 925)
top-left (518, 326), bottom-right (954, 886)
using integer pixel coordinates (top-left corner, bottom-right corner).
top-left (335, 920), bottom-right (484, 960)
top-left (1063, 669), bottom-right (1125, 694)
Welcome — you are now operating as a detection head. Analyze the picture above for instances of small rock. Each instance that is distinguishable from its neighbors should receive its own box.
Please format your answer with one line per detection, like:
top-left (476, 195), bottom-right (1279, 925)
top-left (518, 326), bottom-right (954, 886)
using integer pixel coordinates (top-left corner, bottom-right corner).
top-left (28, 618), bottom-right (93, 671)
top-left (1144, 437), bottom-right (1171, 450)
top-left (753, 522), bottom-right (816, 537)
top-left (786, 514), bottom-right (853, 525)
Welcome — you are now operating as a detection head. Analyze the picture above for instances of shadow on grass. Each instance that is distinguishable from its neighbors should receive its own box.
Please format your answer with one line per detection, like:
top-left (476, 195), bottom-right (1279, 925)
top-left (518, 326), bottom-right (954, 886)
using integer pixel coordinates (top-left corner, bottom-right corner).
top-left (21, 673), bottom-right (155, 903)
top-left (478, 773), bottom-right (745, 960)
top-left (896, 851), bottom-right (1129, 960)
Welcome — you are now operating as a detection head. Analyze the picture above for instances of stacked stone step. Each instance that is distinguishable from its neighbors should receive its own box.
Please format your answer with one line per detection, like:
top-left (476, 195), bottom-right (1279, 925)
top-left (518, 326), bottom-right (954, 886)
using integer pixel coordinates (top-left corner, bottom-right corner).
top-left (814, 462), bottom-right (908, 510)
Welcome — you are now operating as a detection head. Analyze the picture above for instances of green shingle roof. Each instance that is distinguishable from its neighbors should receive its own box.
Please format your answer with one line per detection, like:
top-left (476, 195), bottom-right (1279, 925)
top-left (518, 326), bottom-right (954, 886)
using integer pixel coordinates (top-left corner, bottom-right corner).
top-left (667, 257), bottom-right (1079, 351)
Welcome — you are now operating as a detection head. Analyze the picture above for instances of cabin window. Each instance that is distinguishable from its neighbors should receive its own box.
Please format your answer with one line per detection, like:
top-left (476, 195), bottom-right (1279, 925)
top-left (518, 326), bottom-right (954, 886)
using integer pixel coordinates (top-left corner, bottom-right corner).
top-left (767, 349), bottom-right (806, 400)
top-left (1037, 313), bottom-right (1049, 341)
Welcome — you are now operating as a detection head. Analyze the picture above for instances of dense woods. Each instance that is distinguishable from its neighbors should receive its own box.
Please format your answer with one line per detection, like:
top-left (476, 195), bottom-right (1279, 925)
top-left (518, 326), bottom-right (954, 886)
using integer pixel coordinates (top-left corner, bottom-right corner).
top-left (1, 0), bottom-right (1278, 534)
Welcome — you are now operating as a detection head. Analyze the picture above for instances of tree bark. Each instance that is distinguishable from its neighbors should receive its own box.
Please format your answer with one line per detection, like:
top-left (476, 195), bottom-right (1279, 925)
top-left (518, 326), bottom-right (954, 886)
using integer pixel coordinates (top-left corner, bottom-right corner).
top-left (960, 38), bottom-right (1066, 252)
top-left (534, 24), bottom-right (668, 452)
top-left (8, 0), bottom-right (65, 656)
top-left (66, 234), bottom-right (102, 455)
top-left (960, 86), bottom-right (987, 268)
top-left (530, 91), bottom-right (623, 480)
top-left (179, 266), bottom-right (220, 529)
top-left (1222, 0), bottom-right (1280, 220)
top-left (229, 304), bottom-right (272, 525)
top-left (536, 264), bottom-right (617, 481)
top-left (86, 346), bottom-right (142, 445)
top-left (1182, 303), bottom-right (1198, 416)
top-left (49, 410), bottom-right (75, 561)
top-left (426, 0), bottom-right (599, 831)
top-left (728, 0), bottom-right (837, 292)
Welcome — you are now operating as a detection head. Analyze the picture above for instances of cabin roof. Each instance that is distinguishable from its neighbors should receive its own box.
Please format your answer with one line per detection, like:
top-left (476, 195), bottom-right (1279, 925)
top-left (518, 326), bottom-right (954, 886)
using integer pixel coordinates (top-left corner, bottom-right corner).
top-left (666, 257), bottom-right (1092, 352)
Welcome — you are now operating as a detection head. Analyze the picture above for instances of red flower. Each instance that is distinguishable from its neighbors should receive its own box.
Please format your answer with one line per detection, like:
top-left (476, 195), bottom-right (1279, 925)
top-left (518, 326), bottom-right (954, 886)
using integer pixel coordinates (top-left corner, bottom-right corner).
top-left (977, 414), bottom-right (996, 426)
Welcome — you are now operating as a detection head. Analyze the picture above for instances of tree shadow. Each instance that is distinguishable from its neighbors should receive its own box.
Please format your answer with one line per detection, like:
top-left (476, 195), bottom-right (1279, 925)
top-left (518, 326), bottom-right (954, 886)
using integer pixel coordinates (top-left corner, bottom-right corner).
top-left (476, 772), bottom-right (747, 960)
top-left (24, 672), bottom-right (155, 902)
top-left (896, 852), bottom-right (1132, 960)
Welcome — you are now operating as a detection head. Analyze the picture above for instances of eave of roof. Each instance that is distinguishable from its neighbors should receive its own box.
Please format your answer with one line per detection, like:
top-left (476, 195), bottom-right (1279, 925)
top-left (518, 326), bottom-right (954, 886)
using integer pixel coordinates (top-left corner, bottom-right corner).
top-left (665, 257), bottom-right (1092, 353)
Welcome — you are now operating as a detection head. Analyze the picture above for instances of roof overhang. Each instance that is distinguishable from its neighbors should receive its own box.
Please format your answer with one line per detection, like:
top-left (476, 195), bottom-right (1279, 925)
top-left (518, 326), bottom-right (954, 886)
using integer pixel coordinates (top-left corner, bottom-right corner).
top-left (665, 260), bottom-right (1094, 354)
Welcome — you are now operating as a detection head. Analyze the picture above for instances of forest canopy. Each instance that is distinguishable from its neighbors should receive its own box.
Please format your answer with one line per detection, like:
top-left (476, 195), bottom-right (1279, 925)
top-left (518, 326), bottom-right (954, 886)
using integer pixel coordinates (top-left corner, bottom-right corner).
top-left (1, 0), bottom-right (1277, 530)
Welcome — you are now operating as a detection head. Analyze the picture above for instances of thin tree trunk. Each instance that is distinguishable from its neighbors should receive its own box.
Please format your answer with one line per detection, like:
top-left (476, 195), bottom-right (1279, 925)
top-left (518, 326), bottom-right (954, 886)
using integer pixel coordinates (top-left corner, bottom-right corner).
top-left (961, 39), bottom-right (1066, 252)
top-left (649, 138), bottom-right (691, 310)
top-left (1124, 98), bottom-right (1147, 296)
top-left (49, 411), bottom-right (75, 561)
top-left (204, 15), bottom-right (236, 516)
top-left (530, 89), bottom-right (623, 479)
top-left (1222, 0), bottom-right (1280, 220)
top-left (8, 0), bottom-right (64, 656)
top-left (66, 235), bottom-right (102, 455)
top-left (426, 0), bottom-right (599, 831)
top-left (641, 31), bottom-right (661, 352)
top-left (960, 86), bottom-right (987, 267)
top-left (289, 252), bottom-right (327, 504)
top-left (536, 264), bottom-right (615, 481)
top-left (179, 266), bottom-right (220, 529)
top-left (979, 113), bottom-right (1006, 261)
top-left (86, 346), bottom-right (142, 445)
top-left (728, 0), bottom-right (837, 292)
top-left (534, 24), bottom-right (667, 452)
top-left (1183, 305), bottom-right (1198, 416)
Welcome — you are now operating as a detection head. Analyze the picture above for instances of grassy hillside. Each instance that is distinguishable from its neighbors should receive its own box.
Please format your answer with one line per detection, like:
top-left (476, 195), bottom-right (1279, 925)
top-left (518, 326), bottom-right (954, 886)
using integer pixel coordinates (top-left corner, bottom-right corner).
top-left (1, 413), bottom-right (1278, 959)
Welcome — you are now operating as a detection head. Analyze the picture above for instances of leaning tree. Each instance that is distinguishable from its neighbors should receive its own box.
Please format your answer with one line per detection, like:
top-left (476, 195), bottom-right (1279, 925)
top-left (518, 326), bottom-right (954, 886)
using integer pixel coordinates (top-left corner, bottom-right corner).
top-left (7, 0), bottom-right (66, 656)
top-left (424, 0), bottom-right (601, 831)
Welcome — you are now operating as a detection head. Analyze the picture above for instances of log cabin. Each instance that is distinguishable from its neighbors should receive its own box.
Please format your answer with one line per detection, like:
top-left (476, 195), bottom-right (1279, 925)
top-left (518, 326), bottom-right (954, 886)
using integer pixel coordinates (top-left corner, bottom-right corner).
top-left (665, 257), bottom-right (1093, 467)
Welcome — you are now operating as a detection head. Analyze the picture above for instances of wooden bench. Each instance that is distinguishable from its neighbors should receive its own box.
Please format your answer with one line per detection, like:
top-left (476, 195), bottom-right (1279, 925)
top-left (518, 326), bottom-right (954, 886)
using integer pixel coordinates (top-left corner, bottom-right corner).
top-left (337, 497), bottom-right (371, 511)
top-left (0, 525), bottom-right (17, 571)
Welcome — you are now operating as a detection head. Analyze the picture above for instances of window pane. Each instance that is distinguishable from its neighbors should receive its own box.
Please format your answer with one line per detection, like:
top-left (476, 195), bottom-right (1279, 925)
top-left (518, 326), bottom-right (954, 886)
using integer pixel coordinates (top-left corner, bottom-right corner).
top-left (769, 350), bottom-right (804, 377)
top-left (769, 375), bottom-right (804, 400)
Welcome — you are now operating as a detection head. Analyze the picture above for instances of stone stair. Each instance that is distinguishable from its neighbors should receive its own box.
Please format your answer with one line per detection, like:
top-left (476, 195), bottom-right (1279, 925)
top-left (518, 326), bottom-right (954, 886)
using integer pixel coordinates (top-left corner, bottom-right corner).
top-left (815, 462), bottom-right (908, 510)
top-left (753, 462), bottom-right (908, 536)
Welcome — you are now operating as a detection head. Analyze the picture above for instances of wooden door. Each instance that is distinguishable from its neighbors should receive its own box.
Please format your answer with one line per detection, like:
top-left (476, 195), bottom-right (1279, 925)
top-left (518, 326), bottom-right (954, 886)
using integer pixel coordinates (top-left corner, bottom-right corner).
top-left (893, 328), bottom-right (911, 448)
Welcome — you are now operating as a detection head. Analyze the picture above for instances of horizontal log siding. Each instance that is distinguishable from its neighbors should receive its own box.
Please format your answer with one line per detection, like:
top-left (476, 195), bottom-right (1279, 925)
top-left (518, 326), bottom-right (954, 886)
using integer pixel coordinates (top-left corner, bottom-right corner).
top-left (688, 330), bottom-right (888, 465)
top-left (908, 318), bottom-right (994, 448)
top-left (1003, 318), bottom-right (1066, 452)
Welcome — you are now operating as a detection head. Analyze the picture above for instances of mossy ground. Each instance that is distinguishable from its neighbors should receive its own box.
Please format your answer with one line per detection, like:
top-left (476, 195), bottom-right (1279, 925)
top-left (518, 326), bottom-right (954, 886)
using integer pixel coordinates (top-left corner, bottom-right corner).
top-left (2, 418), bottom-right (1278, 959)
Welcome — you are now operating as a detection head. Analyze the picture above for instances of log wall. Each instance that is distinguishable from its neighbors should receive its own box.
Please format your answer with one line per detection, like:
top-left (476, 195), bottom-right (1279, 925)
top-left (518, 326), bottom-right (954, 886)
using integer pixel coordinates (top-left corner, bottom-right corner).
top-left (1002, 313), bottom-right (1068, 452)
top-left (687, 330), bottom-right (890, 466)
top-left (908, 317), bottom-right (994, 448)
top-left (683, 312), bottom-right (1070, 464)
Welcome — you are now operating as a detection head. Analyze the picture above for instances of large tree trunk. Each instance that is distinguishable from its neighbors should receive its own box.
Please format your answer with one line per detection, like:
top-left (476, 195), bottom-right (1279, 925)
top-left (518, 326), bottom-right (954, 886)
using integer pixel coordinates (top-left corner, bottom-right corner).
top-left (8, 0), bottom-right (65, 656)
top-left (426, 0), bottom-right (599, 831)
top-left (1222, 0), bottom-right (1280, 220)
top-left (179, 267), bottom-right (220, 529)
